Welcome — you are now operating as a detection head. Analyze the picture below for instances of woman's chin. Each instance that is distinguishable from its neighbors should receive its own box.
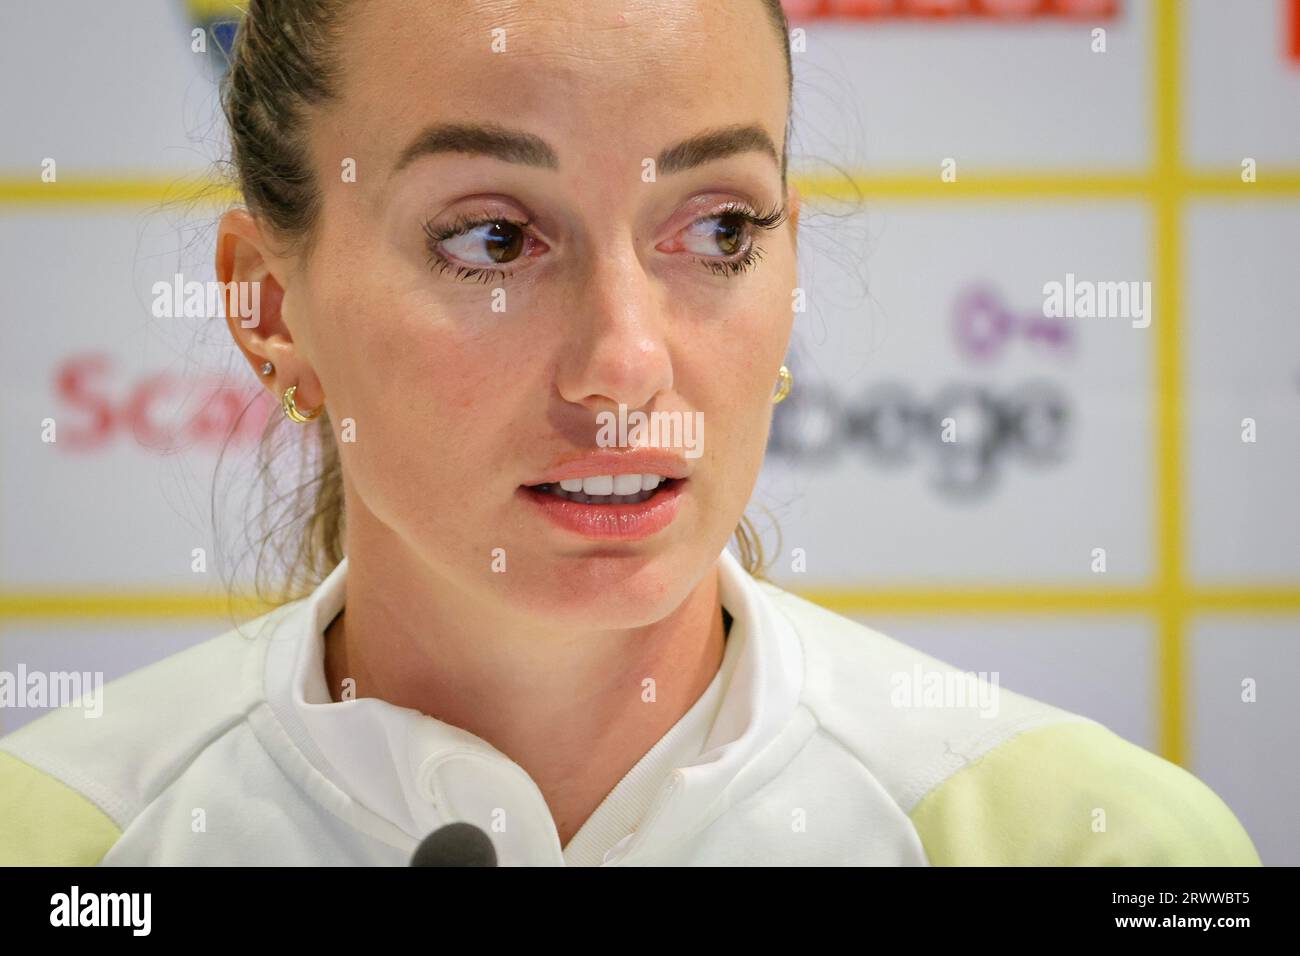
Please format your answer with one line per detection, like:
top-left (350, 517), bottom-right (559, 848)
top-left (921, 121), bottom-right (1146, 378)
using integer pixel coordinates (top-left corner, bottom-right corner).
top-left (499, 558), bottom-right (701, 630)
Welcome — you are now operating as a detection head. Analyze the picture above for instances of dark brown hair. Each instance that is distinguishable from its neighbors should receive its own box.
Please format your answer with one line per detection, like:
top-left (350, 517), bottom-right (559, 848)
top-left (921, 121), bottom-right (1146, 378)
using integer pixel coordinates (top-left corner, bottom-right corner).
top-left (218, 0), bottom-right (794, 606)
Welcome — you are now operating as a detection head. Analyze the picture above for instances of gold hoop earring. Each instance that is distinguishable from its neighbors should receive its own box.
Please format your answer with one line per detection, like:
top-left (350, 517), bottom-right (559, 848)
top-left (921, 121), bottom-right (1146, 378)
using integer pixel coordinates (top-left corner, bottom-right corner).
top-left (282, 385), bottom-right (322, 424)
top-left (772, 365), bottom-right (792, 405)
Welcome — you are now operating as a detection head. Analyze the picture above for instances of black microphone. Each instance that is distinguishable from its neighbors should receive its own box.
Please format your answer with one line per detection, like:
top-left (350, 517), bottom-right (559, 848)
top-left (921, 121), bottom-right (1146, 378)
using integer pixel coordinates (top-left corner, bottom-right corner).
top-left (409, 822), bottom-right (498, 866)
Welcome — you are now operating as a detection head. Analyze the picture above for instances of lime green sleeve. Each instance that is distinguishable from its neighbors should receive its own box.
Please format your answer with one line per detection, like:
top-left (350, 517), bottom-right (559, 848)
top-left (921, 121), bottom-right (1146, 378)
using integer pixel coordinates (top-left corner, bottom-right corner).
top-left (0, 751), bottom-right (121, 865)
top-left (909, 722), bottom-right (1262, 866)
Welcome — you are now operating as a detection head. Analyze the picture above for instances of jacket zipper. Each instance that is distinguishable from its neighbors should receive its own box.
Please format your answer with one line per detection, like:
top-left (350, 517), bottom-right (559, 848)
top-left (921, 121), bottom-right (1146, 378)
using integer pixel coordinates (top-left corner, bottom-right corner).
top-left (607, 769), bottom-right (684, 865)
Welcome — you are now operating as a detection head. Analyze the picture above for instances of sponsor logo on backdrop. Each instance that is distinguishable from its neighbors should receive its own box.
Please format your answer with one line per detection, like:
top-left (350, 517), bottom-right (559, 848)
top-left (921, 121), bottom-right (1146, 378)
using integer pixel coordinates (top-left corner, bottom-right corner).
top-left (780, 0), bottom-right (1118, 21)
top-left (780, 0), bottom-right (1298, 68)
top-left (954, 283), bottom-right (1074, 362)
top-left (1293, 0), bottom-right (1300, 64)
top-left (768, 378), bottom-right (1071, 498)
top-left (52, 354), bottom-right (271, 451)
top-left (184, 0), bottom-right (242, 57)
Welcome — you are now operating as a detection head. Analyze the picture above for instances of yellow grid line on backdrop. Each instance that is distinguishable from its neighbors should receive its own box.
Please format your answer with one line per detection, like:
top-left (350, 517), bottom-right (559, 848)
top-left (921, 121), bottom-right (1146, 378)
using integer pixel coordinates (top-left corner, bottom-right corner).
top-left (5, 587), bottom-right (1299, 622)
top-left (1, 1), bottom-right (1298, 766)
top-left (4, 169), bottom-right (1300, 206)
top-left (1153, 0), bottom-right (1186, 766)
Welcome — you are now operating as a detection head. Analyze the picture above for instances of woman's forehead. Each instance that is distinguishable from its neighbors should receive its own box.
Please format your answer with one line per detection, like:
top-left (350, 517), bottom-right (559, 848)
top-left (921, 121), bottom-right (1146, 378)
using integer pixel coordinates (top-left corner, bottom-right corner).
top-left (328, 0), bottom-right (788, 150)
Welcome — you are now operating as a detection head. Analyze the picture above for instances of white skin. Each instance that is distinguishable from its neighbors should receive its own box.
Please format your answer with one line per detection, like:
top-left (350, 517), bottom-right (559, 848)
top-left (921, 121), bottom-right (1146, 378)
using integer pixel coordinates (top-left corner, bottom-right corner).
top-left (218, 0), bottom-right (799, 848)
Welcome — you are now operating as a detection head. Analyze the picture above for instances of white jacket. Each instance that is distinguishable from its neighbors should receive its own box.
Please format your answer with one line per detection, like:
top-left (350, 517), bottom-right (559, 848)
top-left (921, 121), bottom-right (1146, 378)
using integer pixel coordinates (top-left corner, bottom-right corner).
top-left (0, 548), bottom-right (1260, 866)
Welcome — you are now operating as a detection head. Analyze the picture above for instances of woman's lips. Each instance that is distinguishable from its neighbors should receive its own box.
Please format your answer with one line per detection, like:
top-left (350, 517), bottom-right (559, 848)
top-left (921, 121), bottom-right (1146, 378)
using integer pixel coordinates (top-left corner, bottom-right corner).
top-left (517, 478), bottom-right (687, 541)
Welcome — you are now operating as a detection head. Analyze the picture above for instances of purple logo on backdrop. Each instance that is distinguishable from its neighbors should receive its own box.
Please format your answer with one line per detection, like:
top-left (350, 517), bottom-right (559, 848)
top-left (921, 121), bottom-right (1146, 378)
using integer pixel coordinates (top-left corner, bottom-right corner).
top-left (954, 284), bottom-right (1074, 362)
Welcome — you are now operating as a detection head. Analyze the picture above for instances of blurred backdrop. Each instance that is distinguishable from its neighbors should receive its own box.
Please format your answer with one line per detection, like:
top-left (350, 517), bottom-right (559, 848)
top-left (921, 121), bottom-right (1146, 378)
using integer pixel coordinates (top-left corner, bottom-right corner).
top-left (1, 0), bottom-right (1296, 862)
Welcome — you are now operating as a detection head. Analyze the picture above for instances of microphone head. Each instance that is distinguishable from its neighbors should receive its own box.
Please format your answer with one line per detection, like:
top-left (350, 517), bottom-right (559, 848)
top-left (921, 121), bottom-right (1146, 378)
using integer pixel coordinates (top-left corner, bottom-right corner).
top-left (410, 821), bottom-right (499, 867)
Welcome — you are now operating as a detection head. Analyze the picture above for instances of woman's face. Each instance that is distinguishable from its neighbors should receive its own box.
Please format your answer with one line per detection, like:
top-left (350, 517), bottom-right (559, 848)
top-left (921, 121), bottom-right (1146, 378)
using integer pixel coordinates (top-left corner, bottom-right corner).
top-left (279, 0), bottom-right (797, 628)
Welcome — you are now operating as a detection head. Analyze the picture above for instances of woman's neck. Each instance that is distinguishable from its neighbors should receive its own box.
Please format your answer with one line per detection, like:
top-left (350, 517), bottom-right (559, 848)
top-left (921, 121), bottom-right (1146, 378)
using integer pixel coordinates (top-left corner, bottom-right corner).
top-left (320, 536), bottom-right (728, 848)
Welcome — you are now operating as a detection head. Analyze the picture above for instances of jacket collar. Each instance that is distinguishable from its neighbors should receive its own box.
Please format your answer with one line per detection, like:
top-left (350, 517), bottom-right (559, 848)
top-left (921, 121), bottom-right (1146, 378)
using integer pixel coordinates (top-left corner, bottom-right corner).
top-left (262, 546), bottom-right (804, 865)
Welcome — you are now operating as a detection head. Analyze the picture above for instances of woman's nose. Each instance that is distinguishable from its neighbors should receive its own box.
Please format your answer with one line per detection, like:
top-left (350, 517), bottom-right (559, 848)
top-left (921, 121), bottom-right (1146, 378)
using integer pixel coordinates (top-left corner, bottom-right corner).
top-left (555, 244), bottom-right (674, 414)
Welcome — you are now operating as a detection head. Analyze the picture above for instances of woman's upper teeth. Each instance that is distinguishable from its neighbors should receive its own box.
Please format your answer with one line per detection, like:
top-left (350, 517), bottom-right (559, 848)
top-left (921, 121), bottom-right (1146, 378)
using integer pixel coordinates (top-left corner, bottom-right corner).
top-left (559, 474), bottom-right (664, 495)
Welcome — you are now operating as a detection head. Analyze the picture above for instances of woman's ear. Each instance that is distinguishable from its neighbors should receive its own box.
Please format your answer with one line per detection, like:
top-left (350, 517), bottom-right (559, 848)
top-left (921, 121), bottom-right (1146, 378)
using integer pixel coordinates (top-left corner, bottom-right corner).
top-left (215, 209), bottom-right (324, 410)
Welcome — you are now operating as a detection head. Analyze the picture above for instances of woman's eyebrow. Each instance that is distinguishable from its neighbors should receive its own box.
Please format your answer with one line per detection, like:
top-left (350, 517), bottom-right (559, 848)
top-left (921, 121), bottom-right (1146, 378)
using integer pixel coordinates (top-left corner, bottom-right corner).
top-left (655, 124), bottom-right (781, 176)
top-left (389, 121), bottom-right (781, 178)
top-left (392, 122), bottom-right (559, 175)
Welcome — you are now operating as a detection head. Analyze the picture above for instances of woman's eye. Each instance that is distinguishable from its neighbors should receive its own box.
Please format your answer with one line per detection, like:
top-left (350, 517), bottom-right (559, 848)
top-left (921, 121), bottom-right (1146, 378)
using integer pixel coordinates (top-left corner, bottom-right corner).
top-left (423, 216), bottom-right (536, 284)
top-left (682, 212), bottom-right (752, 258)
top-left (441, 221), bottom-right (526, 266)
top-left (423, 202), bottom-right (784, 284)
top-left (674, 203), bottom-right (788, 278)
